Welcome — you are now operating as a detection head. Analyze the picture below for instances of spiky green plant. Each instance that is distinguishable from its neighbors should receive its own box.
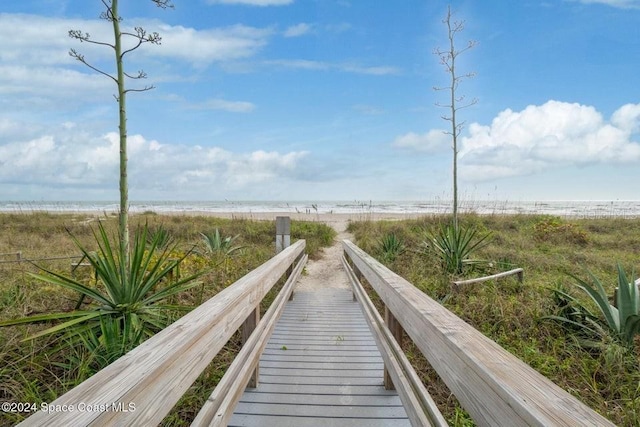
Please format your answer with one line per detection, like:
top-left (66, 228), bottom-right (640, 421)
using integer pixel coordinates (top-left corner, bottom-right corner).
top-left (543, 284), bottom-right (607, 349)
top-left (199, 229), bottom-right (244, 256)
top-left (147, 224), bottom-right (174, 249)
top-left (424, 223), bottom-right (491, 275)
top-left (574, 265), bottom-right (640, 347)
top-left (0, 222), bottom-right (202, 362)
top-left (379, 233), bottom-right (405, 263)
top-left (545, 265), bottom-right (640, 348)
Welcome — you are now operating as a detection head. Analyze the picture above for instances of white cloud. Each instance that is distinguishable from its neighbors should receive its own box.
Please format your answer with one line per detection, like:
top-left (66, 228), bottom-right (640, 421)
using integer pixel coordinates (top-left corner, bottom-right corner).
top-left (206, 0), bottom-right (293, 5)
top-left (0, 14), bottom-right (273, 70)
top-left (392, 130), bottom-right (450, 152)
top-left (0, 125), bottom-right (308, 194)
top-left (153, 23), bottom-right (273, 66)
top-left (284, 23), bottom-right (313, 37)
top-left (458, 100), bottom-right (640, 181)
top-left (265, 59), bottom-right (330, 70)
top-left (574, 0), bottom-right (640, 9)
top-left (264, 59), bottom-right (400, 75)
top-left (342, 64), bottom-right (400, 75)
top-left (188, 98), bottom-right (256, 113)
top-left (0, 14), bottom-right (112, 66)
top-left (611, 103), bottom-right (640, 133)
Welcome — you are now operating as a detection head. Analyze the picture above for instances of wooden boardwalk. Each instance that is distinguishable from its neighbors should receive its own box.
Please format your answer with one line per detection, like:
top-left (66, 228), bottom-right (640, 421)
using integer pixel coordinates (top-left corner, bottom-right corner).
top-left (229, 287), bottom-right (411, 427)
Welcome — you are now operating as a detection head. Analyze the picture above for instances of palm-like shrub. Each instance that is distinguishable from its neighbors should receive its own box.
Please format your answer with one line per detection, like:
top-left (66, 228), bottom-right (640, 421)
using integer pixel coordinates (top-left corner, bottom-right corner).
top-left (379, 233), bottom-right (405, 263)
top-left (0, 223), bottom-right (202, 364)
top-left (546, 265), bottom-right (640, 348)
top-left (199, 228), bottom-right (244, 256)
top-left (424, 223), bottom-right (492, 275)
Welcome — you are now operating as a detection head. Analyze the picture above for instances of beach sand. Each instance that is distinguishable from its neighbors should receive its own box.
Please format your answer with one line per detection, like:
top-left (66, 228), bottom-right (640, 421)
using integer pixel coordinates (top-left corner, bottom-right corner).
top-left (161, 211), bottom-right (426, 234)
top-left (161, 211), bottom-right (418, 292)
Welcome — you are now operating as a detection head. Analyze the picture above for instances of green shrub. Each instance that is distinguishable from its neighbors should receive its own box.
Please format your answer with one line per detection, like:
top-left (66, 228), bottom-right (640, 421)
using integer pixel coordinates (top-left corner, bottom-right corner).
top-left (545, 265), bottom-right (640, 348)
top-left (379, 233), bottom-right (405, 263)
top-left (0, 223), bottom-right (202, 366)
top-left (534, 217), bottom-right (589, 245)
top-left (423, 223), bottom-right (492, 275)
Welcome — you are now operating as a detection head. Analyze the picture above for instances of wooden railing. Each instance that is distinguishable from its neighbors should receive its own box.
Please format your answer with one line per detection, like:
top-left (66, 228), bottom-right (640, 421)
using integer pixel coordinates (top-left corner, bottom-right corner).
top-left (18, 239), bottom-right (307, 426)
top-left (342, 239), bottom-right (614, 427)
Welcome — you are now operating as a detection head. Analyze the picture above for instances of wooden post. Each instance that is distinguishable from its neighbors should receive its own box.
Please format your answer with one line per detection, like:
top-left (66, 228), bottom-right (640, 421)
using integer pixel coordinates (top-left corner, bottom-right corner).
top-left (350, 257), bottom-right (363, 302)
top-left (275, 216), bottom-right (291, 254)
top-left (276, 216), bottom-right (294, 300)
top-left (242, 306), bottom-right (260, 388)
top-left (384, 305), bottom-right (404, 390)
top-left (613, 279), bottom-right (640, 308)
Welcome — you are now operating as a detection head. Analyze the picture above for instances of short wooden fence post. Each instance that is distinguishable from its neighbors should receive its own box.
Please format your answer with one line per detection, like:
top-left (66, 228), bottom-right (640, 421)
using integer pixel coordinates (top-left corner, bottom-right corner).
top-left (275, 216), bottom-right (291, 254)
top-left (384, 305), bottom-right (404, 390)
top-left (242, 306), bottom-right (261, 388)
top-left (276, 216), bottom-right (294, 300)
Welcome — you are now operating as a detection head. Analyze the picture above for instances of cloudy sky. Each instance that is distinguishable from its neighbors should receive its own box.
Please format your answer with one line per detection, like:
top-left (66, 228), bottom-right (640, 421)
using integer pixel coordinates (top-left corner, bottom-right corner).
top-left (1, 0), bottom-right (639, 202)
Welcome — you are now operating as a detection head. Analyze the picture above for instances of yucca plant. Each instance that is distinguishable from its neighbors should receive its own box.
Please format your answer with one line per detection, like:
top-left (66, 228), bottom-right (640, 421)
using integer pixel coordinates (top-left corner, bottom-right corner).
top-left (424, 223), bottom-right (492, 275)
top-left (199, 228), bottom-right (244, 256)
top-left (147, 224), bottom-right (174, 249)
top-left (543, 284), bottom-right (607, 349)
top-left (0, 222), bottom-right (202, 364)
top-left (545, 265), bottom-right (640, 348)
top-left (379, 233), bottom-right (405, 263)
top-left (574, 265), bottom-right (640, 347)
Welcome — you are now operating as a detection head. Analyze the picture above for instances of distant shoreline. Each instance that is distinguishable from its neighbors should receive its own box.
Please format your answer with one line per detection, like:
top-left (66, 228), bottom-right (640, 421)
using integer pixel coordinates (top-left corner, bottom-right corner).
top-left (1, 200), bottom-right (639, 218)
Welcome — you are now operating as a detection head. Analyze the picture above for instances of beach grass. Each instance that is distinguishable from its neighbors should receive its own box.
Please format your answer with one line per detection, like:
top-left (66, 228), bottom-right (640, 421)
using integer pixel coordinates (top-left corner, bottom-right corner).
top-left (348, 213), bottom-right (640, 426)
top-left (0, 212), bottom-right (335, 426)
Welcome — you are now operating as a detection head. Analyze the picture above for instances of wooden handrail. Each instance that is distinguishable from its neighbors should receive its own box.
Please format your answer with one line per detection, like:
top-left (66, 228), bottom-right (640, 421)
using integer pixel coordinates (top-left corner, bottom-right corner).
top-left (18, 240), bottom-right (306, 426)
top-left (342, 239), bottom-right (614, 427)
top-left (342, 254), bottom-right (448, 427)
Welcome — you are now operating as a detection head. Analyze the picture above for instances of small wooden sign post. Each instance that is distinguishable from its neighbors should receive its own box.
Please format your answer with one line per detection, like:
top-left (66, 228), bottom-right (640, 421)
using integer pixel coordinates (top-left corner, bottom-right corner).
top-left (275, 216), bottom-right (291, 253)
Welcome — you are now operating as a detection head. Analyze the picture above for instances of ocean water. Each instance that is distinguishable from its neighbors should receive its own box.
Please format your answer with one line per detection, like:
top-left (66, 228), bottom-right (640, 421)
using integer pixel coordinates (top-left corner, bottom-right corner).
top-left (1, 200), bottom-right (639, 218)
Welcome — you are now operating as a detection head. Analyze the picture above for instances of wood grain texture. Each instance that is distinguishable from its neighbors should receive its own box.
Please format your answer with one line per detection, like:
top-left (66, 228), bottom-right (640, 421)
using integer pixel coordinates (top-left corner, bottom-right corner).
top-left (229, 287), bottom-right (411, 427)
top-left (343, 239), bottom-right (615, 427)
top-left (17, 241), bottom-right (306, 427)
top-left (342, 254), bottom-right (447, 427)
top-left (193, 254), bottom-right (309, 426)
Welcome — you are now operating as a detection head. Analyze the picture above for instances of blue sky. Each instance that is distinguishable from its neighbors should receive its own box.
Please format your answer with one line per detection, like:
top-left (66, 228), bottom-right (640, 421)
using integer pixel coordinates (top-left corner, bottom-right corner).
top-left (1, 0), bottom-right (639, 202)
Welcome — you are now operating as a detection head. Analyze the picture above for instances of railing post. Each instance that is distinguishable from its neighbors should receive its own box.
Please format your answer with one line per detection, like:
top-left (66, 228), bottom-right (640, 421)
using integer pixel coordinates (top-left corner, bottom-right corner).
top-left (242, 306), bottom-right (260, 388)
top-left (275, 216), bottom-right (291, 254)
top-left (384, 305), bottom-right (403, 390)
top-left (276, 216), bottom-right (294, 300)
top-left (352, 261), bottom-right (363, 302)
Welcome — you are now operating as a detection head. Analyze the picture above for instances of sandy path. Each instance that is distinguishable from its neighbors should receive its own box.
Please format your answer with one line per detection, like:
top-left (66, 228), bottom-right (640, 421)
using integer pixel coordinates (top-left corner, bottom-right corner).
top-left (294, 219), bottom-right (353, 292)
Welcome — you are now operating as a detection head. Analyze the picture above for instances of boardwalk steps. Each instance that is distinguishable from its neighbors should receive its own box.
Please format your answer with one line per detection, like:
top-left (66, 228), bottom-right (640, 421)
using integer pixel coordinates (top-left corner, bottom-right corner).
top-left (229, 287), bottom-right (411, 427)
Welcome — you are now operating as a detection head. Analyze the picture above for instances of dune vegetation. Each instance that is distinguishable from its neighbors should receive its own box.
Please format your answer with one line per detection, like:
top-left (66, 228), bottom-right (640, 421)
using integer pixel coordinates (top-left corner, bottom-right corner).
top-left (0, 212), bottom-right (335, 426)
top-left (348, 213), bottom-right (640, 426)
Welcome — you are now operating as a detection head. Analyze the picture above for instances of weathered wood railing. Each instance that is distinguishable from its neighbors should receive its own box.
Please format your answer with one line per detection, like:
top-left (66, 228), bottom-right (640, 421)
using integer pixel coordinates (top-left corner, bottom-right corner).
top-left (342, 239), bottom-right (614, 427)
top-left (18, 239), bottom-right (307, 426)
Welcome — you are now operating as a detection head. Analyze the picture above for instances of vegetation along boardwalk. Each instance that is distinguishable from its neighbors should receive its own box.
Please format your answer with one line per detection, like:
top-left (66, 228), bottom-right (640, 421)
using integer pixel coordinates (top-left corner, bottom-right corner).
top-left (15, 218), bottom-right (616, 426)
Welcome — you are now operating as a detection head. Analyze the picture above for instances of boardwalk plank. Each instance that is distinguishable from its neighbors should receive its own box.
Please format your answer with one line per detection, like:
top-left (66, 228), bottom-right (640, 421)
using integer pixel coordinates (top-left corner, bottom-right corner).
top-left (234, 401), bottom-right (408, 418)
top-left (228, 414), bottom-right (411, 427)
top-left (240, 391), bottom-right (402, 406)
top-left (231, 287), bottom-right (411, 427)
